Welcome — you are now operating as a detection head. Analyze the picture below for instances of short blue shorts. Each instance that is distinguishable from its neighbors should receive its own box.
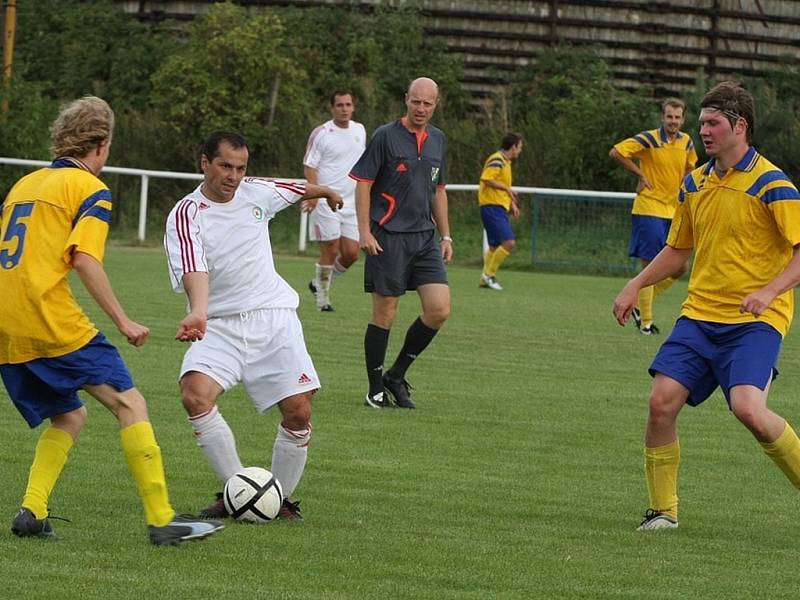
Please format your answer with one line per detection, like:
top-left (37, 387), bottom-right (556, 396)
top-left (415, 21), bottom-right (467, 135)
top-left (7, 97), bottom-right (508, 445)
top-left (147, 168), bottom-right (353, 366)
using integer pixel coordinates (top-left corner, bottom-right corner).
top-left (649, 317), bottom-right (781, 407)
top-left (629, 215), bottom-right (672, 261)
top-left (0, 333), bottom-right (135, 428)
top-left (480, 204), bottom-right (515, 247)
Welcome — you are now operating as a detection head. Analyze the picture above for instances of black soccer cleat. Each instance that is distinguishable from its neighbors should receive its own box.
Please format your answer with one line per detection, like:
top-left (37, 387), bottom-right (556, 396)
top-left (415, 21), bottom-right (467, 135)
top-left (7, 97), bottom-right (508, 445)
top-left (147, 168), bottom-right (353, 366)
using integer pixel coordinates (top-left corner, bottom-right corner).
top-left (11, 508), bottom-right (56, 539)
top-left (149, 514), bottom-right (224, 545)
top-left (277, 499), bottom-right (304, 522)
top-left (639, 323), bottom-right (660, 336)
top-left (364, 391), bottom-right (393, 409)
top-left (198, 492), bottom-right (230, 519)
top-left (631, 307), bottom-right (642, 329)
top-left (382, 373), bottom-right (416, 409)
top-left (319, 304), bottom-right (334, 312)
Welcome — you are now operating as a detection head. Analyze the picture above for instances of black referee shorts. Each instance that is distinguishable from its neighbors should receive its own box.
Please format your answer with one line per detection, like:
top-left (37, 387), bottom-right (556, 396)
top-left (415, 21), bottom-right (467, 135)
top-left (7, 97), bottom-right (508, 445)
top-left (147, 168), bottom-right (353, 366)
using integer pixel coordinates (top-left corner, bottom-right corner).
top-left (364, 227), bottom-right (448, 296)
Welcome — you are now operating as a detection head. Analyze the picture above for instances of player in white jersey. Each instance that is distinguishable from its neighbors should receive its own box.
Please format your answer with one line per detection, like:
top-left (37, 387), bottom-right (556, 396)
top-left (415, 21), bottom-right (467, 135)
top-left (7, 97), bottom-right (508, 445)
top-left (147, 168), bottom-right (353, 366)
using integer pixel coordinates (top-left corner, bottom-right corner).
top-left (303, 90), bottom-right (366, 311)
top-left (164, 131), bottom-right (343, 522)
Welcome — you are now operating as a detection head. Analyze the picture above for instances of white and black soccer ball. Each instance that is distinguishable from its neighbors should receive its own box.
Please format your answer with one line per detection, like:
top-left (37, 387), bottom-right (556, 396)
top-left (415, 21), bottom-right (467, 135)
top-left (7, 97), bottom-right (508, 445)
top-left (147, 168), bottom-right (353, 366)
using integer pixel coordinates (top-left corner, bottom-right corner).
top-left (223, 467), bottom-right (284, 522)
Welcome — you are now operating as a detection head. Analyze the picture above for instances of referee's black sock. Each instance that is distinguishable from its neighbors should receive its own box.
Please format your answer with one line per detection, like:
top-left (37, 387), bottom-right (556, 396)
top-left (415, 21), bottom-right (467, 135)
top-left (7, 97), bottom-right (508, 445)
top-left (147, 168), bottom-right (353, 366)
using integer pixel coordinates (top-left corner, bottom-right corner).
top-left (365, 323), bottom-right (390, 396)
top-left (387, 317), bottom-right (439, 380)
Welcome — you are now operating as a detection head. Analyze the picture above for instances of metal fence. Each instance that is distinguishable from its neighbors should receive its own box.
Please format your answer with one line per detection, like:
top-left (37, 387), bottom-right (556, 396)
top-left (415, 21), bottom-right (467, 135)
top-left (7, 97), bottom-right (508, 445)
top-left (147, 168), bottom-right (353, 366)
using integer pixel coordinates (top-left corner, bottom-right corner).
top-left (0, 157), bottom-right (636, 272)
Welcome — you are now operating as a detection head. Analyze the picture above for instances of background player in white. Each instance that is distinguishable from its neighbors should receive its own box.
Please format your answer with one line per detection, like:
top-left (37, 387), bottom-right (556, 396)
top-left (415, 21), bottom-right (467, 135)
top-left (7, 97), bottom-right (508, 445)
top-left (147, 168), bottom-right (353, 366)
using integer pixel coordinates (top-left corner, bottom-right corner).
top-left (303, 90), bottom-right (367, 311)
top-left (164, 131), bottom-right (343, 521)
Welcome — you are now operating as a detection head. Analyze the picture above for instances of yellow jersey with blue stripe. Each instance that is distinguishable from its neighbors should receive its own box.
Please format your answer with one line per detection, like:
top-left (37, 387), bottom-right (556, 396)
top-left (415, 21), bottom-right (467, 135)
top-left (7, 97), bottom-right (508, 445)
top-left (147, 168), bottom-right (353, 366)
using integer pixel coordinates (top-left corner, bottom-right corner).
top-left (668, 147), bottom-right (800, 336)
top-left (478, 150), bottom-right (513, 210)
top-left (0, 159), bottom-right (112, 363)
top-left (613, 126), bottom-right (698, 218)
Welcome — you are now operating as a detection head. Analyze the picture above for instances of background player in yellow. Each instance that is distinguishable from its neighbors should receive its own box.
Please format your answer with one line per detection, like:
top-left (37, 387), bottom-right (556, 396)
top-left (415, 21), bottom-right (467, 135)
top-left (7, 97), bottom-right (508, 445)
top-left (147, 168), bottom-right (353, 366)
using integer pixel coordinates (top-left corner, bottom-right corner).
top-left (613, 82), bottom-right (800, 530)
top-left (0, 96), bottom-right (222, 545)
top-left (477, 132), bottom-right (524, 291)
top-left (610, 98), bottom-right (698, 334)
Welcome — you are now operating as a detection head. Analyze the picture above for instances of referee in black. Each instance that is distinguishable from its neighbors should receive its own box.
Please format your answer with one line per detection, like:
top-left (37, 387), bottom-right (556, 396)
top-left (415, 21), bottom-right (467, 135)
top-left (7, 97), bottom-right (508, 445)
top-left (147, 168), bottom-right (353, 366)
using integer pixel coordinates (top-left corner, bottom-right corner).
top-left (349, 77), bottom-right (452, 409)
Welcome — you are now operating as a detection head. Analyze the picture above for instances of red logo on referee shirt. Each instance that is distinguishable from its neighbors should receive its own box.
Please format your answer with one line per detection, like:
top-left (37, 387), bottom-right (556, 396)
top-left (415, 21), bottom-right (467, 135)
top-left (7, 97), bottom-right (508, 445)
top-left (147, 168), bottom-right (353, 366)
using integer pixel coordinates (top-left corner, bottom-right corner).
top-left (396, 163), bottom-right (408, 172)
top-left (298, 373), bottom-right (312, 384)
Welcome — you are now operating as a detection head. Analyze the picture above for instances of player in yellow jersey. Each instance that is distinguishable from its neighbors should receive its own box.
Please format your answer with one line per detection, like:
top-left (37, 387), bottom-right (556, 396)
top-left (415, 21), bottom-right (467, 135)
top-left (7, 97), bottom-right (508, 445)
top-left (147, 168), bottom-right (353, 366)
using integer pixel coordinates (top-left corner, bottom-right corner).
top-left (613, 82), bottom-right (800, 530)
top-left (477, 133), bottom-right (524, 291)
top-left (610, 98), bottom-right (698, 334)
top-left (0, 96), bottom-right (223, 545)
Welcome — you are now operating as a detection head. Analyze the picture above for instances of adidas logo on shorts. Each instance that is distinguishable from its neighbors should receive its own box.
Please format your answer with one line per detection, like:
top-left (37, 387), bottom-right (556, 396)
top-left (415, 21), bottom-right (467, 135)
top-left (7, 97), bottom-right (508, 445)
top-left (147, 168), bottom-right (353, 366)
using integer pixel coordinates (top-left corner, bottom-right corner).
top-left (298, 373), bottom-right (312, 384)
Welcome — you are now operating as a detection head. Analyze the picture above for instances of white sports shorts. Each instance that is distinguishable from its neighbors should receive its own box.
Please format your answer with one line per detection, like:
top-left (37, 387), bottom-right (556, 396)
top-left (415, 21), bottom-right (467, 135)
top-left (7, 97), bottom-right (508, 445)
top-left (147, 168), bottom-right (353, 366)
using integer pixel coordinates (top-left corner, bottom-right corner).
top-left (180, 308), bottom-right (320, 412)
top-left (310, 196), bottom-right (358, 242)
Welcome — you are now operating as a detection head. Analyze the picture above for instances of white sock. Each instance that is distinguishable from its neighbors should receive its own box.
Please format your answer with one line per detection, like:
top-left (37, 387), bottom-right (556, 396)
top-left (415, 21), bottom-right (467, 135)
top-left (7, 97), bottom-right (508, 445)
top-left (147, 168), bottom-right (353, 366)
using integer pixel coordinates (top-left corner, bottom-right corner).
top-left (315, 263), bottom-right (333, 307)
top-left (331, 256), bottom-right (347, 281)
top-left (188, 405), bottom-right (243, 482)
top-left (271, 423), bottom-right (311, 498)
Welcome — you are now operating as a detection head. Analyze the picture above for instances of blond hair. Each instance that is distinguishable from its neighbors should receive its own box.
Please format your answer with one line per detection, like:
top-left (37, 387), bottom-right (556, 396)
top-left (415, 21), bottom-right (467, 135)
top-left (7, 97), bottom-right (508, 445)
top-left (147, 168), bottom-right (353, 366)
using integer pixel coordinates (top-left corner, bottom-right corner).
top-left (50, 96), bottom-right (115, 158)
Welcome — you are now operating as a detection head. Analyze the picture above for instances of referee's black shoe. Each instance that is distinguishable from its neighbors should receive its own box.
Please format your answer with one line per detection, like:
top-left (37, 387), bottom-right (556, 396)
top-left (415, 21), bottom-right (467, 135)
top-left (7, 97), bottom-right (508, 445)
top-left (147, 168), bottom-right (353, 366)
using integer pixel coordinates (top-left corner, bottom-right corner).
top-left (383, 374), bottom-right (416, 409)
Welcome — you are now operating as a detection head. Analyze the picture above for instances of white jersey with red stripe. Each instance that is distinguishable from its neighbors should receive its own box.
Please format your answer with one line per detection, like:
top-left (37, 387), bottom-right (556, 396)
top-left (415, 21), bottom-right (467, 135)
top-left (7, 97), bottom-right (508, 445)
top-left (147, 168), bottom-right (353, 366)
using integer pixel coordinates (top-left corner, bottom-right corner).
top-left (303, 119), bottom-right (366, 203)
top-left (164, 177), bottom-right (306, 317)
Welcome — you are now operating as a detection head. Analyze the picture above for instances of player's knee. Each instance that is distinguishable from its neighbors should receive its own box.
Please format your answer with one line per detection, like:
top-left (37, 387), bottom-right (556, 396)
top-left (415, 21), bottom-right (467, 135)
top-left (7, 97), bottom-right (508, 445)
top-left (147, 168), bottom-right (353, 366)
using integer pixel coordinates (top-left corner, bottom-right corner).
top-left (502, 239), bottom-right (516, 252)
top-left (180, 382), bottom-right (216, 417)
top-left (424, 303), bottom-right (451, 328)
top-left (51, 406), bottom-right (88, 436)
top-left (647, 389), bottom-right (681, 423)
top-left (731, 401), bottom-right (767, 435)
top-left (279, 393), bottom-right (312, 430)
top-left (340, 248), bottom-right (359, 266)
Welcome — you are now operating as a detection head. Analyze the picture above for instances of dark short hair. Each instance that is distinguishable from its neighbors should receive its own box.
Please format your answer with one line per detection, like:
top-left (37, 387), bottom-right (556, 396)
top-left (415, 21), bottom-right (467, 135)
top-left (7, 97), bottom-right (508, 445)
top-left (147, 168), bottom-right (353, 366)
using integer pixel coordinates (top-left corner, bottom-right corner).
top-left (661, 97), bottom-right (686, 115)
top-left (500, 132), bottom-right (523, 151)
top-left (700, 81), bottom-right (755, 143)
top-left (201, 131), bottom-right (248, 162)
top-left (330, 90), bottom-right (354, 106)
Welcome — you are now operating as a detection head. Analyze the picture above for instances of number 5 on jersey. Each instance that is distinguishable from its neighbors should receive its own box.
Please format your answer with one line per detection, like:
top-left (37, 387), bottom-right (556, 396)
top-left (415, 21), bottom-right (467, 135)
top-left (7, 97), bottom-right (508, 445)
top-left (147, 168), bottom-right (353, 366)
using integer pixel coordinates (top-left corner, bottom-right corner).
top-left (1, 202), bottom-right (35, 269)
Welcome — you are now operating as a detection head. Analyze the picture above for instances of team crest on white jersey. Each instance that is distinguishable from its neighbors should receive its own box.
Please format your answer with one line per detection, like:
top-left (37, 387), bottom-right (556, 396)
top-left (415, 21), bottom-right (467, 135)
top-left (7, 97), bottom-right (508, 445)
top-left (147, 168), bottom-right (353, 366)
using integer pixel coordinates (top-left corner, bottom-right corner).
top-left (252, 207), bottom-right (264, 221)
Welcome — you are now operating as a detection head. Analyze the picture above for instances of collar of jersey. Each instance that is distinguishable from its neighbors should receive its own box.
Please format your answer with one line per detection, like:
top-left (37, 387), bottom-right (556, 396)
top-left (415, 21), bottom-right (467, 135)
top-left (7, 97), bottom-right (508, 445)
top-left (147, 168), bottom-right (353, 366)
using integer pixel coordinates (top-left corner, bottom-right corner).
top-left (51, 157), bottom-right (91, 171)
top-left (703, 146), bottom-right (759, 175)
top-left (659, 126), bottom-right (684, 144)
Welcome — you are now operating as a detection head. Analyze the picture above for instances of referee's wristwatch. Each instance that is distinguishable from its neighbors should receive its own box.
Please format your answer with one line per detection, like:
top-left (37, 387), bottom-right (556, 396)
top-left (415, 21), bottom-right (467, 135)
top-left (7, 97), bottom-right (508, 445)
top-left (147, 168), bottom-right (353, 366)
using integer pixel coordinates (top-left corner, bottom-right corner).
top-left (440, 235), bottom-right (453, 243)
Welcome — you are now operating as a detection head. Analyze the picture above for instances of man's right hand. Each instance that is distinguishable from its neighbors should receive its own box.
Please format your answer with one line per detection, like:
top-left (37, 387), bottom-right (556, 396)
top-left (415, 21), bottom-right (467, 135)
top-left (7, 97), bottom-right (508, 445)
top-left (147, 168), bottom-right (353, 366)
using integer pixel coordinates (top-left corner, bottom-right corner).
top-left (636, 175), bottom-right (654, 193)
top-left (359, 231), bottom-right (383, 256)
top-left (176, 311), bottom-right (207, 342)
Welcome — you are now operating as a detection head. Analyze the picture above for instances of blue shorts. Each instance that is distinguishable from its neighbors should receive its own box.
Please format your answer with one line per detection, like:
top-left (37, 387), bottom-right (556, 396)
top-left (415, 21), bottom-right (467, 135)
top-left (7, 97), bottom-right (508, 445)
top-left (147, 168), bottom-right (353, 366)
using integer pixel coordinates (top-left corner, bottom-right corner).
top-left (649, 317), bottom-right (781, 407)
top-left (629, 215), bottom-right (671, 261)
top-left (0, 333), bottom-right (135, 428)
top-left (480, 205), bottom-right (515, 247)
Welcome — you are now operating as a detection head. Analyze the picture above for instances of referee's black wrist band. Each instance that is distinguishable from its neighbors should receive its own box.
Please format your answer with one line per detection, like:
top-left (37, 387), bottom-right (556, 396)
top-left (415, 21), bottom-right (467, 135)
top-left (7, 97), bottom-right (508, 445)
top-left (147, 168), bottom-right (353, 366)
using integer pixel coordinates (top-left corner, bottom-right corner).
top-left (441, 235), bottom-right (453, 243)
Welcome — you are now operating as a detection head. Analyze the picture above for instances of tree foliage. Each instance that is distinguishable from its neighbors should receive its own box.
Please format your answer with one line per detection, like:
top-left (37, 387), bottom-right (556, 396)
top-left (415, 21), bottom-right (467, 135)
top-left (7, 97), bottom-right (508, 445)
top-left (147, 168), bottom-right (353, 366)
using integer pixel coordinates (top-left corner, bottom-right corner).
top-left (1, 0), bottom-right (799, 229)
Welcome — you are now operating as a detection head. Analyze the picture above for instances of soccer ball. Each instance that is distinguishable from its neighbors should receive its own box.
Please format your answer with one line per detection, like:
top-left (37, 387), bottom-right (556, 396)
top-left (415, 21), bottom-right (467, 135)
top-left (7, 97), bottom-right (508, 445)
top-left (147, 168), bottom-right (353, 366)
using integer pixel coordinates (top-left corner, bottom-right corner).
top-left (223, 467), bottom-right (284, 522)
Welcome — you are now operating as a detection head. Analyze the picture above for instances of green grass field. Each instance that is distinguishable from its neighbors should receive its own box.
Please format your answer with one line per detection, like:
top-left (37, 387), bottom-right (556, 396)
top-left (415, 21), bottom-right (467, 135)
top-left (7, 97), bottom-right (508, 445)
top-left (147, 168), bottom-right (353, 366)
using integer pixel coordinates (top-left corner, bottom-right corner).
top-left (2, 247), bottom-right (800, 599)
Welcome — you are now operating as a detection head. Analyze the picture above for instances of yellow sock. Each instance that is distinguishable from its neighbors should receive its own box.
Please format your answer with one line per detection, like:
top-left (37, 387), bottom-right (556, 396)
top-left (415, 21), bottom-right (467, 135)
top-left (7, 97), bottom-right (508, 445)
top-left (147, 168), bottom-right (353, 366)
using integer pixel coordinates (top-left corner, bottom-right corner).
top-left (760, 422), bottom-right (800, 488)
top-left (487, 246), bottom-right (510, 277)
top-left (644, 440), bottom-right (680, 519)
top-left (654, 276), bottom-right (676, 297)
top-left (637, 285), bottom-right (655, 326)
top-left (22, 427), bottom-right (74, 519)
top-left (120, 421), bottom-right (175, 527)
top-left (482, 248), bottom-right (497, 276)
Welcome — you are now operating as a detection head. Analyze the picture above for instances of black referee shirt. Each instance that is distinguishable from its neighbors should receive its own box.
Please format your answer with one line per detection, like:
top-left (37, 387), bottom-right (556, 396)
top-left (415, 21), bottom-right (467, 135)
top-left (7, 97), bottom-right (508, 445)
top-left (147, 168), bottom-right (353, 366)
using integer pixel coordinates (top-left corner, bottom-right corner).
top-left (350, 117), bottom-right (447, 233)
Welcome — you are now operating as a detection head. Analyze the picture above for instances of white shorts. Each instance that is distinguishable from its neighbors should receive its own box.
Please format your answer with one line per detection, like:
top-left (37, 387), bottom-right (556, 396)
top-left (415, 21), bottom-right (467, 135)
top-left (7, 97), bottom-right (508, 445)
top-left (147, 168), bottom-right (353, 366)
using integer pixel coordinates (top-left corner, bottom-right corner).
top-left (180, 308), bottom-right (320, 412)
top-left (310, 197), bottom-right (358, 242)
